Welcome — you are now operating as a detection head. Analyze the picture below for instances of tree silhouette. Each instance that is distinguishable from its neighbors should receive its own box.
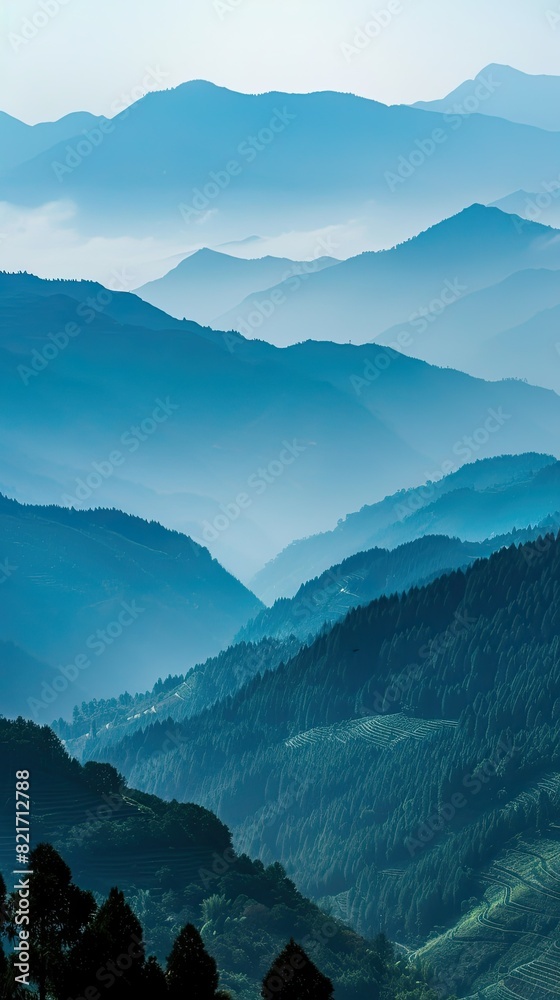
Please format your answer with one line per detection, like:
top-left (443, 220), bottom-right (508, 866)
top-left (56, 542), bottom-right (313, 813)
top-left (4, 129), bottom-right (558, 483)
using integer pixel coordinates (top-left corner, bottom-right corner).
top-left (261, 939), bottom-right (334, 999)
top-left (143, 955), bottom-right (168, 993)
top-left (166, 923), bottom-right (228, 998)
top-left (18, 843), bottom-right (96, 1000)
top-left (69, 887), bottom-right (146, 999)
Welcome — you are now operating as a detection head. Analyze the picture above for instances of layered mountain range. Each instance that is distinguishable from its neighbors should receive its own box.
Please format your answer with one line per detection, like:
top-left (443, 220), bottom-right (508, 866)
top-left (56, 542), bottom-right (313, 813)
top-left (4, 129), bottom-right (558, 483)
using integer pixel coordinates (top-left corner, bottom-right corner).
top-left (4, 61), bottom-right (560, 1000)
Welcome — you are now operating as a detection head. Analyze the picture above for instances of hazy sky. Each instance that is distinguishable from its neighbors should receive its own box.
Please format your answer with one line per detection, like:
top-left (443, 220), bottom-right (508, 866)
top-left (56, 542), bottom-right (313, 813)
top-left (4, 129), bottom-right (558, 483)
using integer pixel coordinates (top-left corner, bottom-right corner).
top-left (1, 0), bottom-right (559, 123)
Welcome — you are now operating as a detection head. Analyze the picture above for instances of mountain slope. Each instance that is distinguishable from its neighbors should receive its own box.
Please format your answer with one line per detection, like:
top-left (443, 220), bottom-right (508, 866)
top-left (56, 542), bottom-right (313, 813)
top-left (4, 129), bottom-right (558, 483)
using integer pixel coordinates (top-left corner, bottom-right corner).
top-left (471, 303), bottom-right (560, 392)
top-left (0, 109), bottom-right (101, 172)
top-left (491, 188), bottom-right (560, 229)
top-left (0, 496), bottom-right (261, 716)
top-left (0, 717), bottom-right (398, 1000)
top-left (413, 64), bottom-right (560, 132)
top-left (217, 205), bottom-right (560, 346)
top-left (0, 269), bottom-right (203, 332)
top-left (136, 248), bottom-right (338, 324)
top-left (374, 267), bottom-right (560, 389)
top-left (239, 524), bottom-right (560, 645)
top-left (5, 81), bottom-right (560, 259)
top-left (251, 454), bottom-right (559, 602)
top-left (4, 273), bottom-right (560, 580)
top-left (89, 531), bottom-right (560, 998)
top-left (54, 634), bottom-right (304, 761)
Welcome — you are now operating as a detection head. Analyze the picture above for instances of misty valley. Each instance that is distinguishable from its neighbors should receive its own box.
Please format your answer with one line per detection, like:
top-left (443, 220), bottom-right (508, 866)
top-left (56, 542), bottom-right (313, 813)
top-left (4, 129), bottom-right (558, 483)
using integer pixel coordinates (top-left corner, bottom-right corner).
top-left (2, 42), bottom-right (560, 1000)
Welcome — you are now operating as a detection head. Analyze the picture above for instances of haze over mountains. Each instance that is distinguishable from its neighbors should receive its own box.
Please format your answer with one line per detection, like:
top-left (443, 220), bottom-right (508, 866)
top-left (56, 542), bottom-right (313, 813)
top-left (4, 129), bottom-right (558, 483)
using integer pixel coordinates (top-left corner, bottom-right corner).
top-left (136, 248), bottom-right (338, 325)
top-left (251, 454), bottom-right (560, 601)
top-left (2, 271), bottom-right (560, 580)
top-left (0, 496), bottom-right (261, 718)
top-left (413, 63), bottom-right (560, 132)
top-left (238, 524), bottom-right (560, 646)
top-left (216, 205), bottom-right (560, 348)
top-left (374, 266), bottom-right (560, 391)
top-left (5, 72), bottom-right (560, 279)
top-left (5, 55), bottom-right (560, 1000)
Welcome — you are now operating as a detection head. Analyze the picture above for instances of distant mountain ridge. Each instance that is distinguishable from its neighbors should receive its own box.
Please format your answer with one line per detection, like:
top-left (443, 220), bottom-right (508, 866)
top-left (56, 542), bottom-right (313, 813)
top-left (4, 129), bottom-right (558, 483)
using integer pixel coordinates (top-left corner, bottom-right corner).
top-left (216, 204), bottom-right (560, 346)
top-left (5, 79), bottom-right (560, 261)
top-left (251, 453), bottom-right (559, 601)
top-left (4, 271), bottom-right (560, 580)
top-left (239, 522), bottom-right (560, 645)
top-left (373, 266), bottom-right (560, 392)
top-left (136, 248), bottom-right (338, 325)
top-left (0, 495), bottom-right (261, 716)
top-left (413, 63), bottom-right (560, 132)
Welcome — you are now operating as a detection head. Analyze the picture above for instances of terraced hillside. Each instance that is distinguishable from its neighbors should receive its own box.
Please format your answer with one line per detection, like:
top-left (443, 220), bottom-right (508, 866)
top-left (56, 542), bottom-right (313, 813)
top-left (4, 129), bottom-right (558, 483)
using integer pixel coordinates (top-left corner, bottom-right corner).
top-left (285, 714), bottom-right (458, 751)
top-left (417, 825), bottom-right (560, 997)
top-left (0, 717), bottom-right (402, 1000)
top-left (239, 524), bottom-right (560, 646)
top-left (88, 532), bottom-right (560, 997)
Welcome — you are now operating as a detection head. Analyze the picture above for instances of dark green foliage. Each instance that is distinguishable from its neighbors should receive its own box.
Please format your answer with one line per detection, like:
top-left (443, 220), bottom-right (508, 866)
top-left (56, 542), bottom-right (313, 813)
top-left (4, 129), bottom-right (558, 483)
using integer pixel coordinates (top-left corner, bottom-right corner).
top-left (82, 760), bottom-right (126, 796)
top-left (0, 718), bottom-right (435, 997)
top-left (66, 887), bottom-right (146, 999)
top-left (14, 843), bottom-right (96, 1000)
top-left (238, 524), bottom-right (559, 646)
top-left (261, 939), bottom-right (334, 999)
top-left (166, 923), bottom-right (222, 998)
top-left (0, 494), bottom-right (262, 715)
top-left (96, 531), bottom-right (560, 983)
top-left (143, 955), bottom-right (168, 994)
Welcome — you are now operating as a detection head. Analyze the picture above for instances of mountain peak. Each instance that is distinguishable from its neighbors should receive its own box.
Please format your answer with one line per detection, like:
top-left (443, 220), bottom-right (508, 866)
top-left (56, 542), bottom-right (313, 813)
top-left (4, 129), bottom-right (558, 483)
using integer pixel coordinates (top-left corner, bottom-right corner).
top-left (411, 202), bottom-right (555, 245)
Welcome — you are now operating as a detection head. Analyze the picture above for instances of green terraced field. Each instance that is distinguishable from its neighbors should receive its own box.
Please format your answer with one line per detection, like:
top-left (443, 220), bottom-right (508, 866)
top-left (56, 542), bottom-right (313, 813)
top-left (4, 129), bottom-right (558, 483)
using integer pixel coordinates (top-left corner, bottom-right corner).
top-left (285, 713), bottom-right (458, 751)
top-left (415, 816), bottom-right (560, 998)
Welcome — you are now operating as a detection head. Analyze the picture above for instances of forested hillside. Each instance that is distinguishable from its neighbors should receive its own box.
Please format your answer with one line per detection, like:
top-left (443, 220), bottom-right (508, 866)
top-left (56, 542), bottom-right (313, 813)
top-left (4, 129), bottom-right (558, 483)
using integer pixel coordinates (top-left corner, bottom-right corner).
top-left (0, 496), bottom-right (261, 715)
top-left (238, 525), bottom-right (557, 646)
top-left (0, 717), bottom-right (441, 999)
top-left (3, 271), bottom-right (560, 582)
top-left (54, 635), bottom-right (303, 757)
top-left (90, 532), bottom-right (560, 996)
top-left (57, 526), bottom-right (553, 758)
top-left (252, 453), bottom-right (559, 601)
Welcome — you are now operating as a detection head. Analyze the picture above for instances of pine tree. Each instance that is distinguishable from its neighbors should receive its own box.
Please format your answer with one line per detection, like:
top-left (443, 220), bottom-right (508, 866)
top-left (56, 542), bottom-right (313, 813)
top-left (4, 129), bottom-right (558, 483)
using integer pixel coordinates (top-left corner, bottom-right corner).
top-left (166, 923), bottom-right (226, 998)
top-left (21, 843), bottom-right (96, 1000)
top-left (143, 955), bottom-right (168, 994)
top-left (261, 939), bottom-right (334, 999)
top-left (81, 887), bottom-right (145, 998)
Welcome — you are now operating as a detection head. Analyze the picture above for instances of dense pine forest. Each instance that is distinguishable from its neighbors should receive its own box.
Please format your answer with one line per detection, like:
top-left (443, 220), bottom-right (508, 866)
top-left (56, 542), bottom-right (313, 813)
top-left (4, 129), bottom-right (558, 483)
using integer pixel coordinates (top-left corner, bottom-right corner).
top-left (82, 532), bottom-right (560, 995)
top-left (236, 523), bottom-right (560, 646)
top-left (5, 16), bottom-right (560, 999)
top-left (0, 717), bottom-right (441, 999)
top-left (53, 519), bottom-right (558, 755)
